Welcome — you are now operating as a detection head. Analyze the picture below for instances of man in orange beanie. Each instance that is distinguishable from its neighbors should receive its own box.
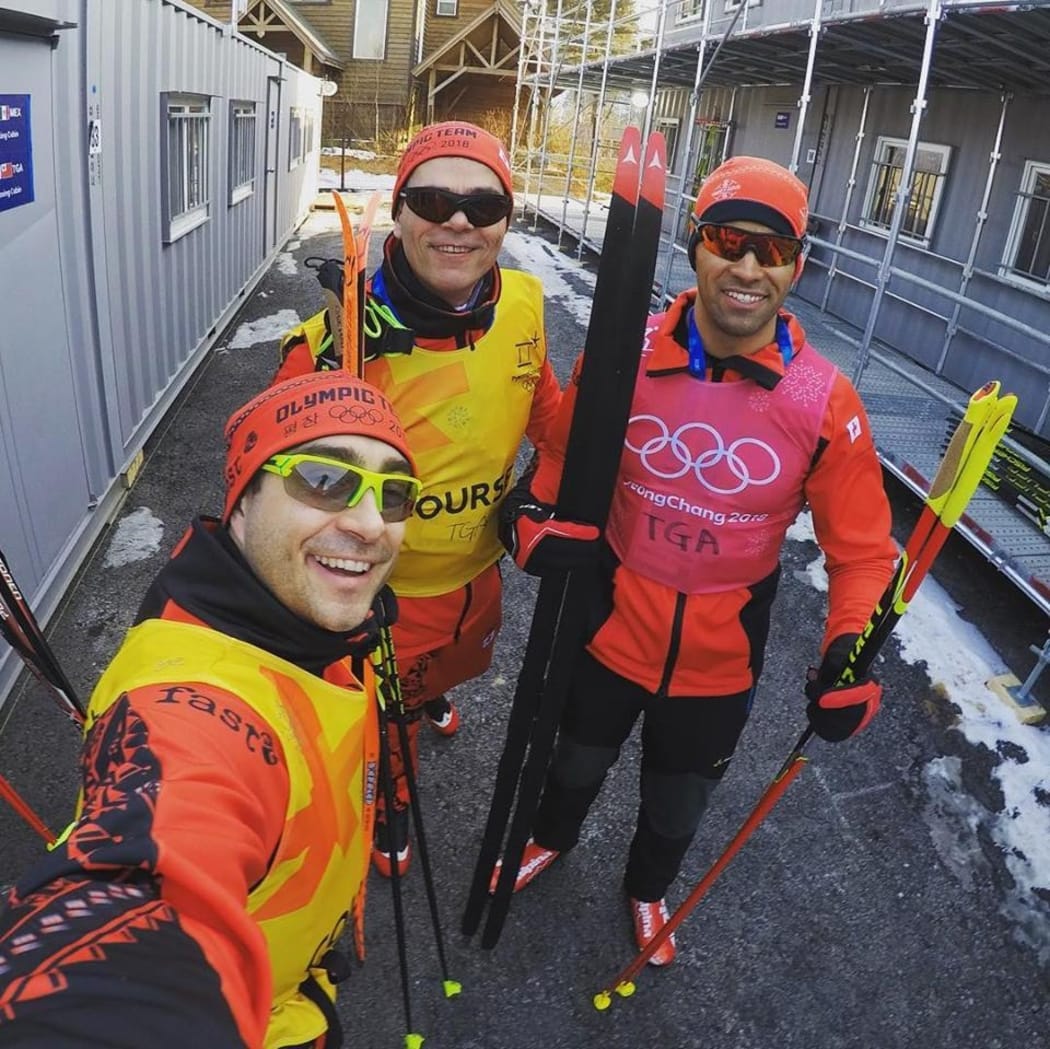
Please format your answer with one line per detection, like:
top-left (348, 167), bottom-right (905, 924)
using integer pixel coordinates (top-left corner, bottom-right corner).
top-left (496, 155), bottom-right (897, 965)
top-left (275, 122), bottom-right (566, 878)
top-left (0, 372), bottom-right (418, 1048)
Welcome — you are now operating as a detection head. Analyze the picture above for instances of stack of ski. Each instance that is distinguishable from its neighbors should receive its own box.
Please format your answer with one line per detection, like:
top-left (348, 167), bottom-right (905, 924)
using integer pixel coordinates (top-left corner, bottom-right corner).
top-left (462, 128), bottom-right (667, 949)
top-left (943, 406), bottom-right (1050, 538)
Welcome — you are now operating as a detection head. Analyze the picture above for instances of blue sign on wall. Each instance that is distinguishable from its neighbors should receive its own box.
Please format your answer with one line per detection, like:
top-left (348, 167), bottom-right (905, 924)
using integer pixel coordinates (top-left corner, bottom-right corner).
top-left (775, 111), bottom-right (791, 130)
top-left (0, 95), bottom-right (34, 214)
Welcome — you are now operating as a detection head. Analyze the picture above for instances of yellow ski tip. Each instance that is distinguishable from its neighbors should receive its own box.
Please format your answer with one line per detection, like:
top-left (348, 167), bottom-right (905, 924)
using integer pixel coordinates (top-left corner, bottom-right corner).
top-left (970, 379), bottom-right (1000, 404)
top-left (615, 980), bottom-right (636, 998)
top-left (443, 979), bottom-right (463, 999)
top-left (593, 991), bottom-right (612, 1011)
top-left (939, 389), bottom-right (1017, 528)
top-left (405, 1034), bottom-right (424, 1049)
top-left (927, 381), bottom-right (1000, 507)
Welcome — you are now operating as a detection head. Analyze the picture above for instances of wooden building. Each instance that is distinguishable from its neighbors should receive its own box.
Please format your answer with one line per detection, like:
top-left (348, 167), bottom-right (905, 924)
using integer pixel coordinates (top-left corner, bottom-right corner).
top-left (193, 0), bottom-right (526, 145)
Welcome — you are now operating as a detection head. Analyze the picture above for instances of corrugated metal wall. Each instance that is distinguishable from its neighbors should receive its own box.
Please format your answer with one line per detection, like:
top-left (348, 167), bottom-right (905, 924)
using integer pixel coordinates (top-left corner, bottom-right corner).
top-left (0, 0), bottom-right (322, 703)
top-left (796, 81), bottom-right (1050, 431)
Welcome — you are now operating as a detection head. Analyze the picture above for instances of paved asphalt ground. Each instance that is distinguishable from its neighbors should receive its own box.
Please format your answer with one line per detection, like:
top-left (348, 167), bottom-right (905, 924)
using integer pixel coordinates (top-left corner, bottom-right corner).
top-left (1, 199), bottom-right (1048, 1049)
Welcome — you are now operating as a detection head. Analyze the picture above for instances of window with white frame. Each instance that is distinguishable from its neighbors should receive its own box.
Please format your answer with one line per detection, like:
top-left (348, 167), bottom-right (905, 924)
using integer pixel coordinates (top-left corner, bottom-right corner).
top-left (289, 108), bottom-right (304, 170)
top-left (676, 0), bottom-right (704, 22)
top-left (861, 136), bottom-right (951, 246)
top-left (354, 0), bottom-right (388, 59)
top-left (436, 0), bottom-right (457, 13)
top-left (162, 94), bottom-right (211, 243)
top-left (1002, 160), bottom-right (1050, 289)
top-left (228, 101), bottom-right (256, 205)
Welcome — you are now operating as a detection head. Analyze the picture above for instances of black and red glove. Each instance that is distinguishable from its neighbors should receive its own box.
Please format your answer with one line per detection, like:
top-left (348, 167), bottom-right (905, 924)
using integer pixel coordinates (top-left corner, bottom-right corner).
top-left (804, 633), bottom-right (882, 742)
top-left (500, 498), bottom-right (602, 576)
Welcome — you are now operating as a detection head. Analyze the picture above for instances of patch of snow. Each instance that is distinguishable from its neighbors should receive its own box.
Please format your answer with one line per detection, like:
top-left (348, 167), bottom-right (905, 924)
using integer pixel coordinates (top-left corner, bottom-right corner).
top-left (788, 509), bottom-right (1050, 961)
top-left (502, 229), bottom-right (596, 328)
top-left (103, 508), bottom-right (164, 568)
top-left (226, 309), bottom-right (301, 350)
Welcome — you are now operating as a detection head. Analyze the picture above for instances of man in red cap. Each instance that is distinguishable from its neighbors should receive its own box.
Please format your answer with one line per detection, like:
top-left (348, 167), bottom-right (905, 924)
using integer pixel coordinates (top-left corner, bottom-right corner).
top-left (496, 155), bottom-right (898, 965)
top-left (275, 122), bottom-right (565, 878)
top-left (0, 372), bottom-right (418, 1048)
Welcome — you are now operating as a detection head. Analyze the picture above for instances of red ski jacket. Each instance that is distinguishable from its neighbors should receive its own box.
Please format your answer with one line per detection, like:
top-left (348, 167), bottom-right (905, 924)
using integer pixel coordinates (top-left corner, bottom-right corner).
top-left (526, 289), bottom-right (898, 697)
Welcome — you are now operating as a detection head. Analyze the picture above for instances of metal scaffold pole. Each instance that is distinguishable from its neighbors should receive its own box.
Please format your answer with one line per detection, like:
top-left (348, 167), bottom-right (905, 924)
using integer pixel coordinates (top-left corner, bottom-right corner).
top-left (531, 0), bottom-right (565, 232)
top-left (936, 92), bottom-right (1011, 374)
top-left (657, 0), bottom-right (714, 300)
top-left (851, 0), bottom-right (944, 386)
top-left (790, 0), bottom-right (824, 173)
top-left (658, 0), bottom-right (745, 298)
top-left (520, 0), bottom-right (551, 225)
top-left (722, 86), bottom-right (736, 164)
top-left (639, 0), bottom-right (669, 149)
top-left (509, 0), bottom-right (535, 169)
top-left (577, 0), bottom-right (617, 257)
top-left (820, 85), bottom-right (871, 314)
top-left (558, 0), bottom-right (593, 249)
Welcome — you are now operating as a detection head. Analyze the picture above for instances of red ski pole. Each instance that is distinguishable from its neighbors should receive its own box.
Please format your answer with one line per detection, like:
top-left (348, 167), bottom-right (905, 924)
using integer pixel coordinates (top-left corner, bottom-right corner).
top-left (0, 771), bottom-right (55, 843)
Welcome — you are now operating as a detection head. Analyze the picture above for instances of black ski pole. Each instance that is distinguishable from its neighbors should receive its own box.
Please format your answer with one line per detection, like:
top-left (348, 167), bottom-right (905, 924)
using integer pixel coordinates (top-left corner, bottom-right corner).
top-left (375, 698), bottom-right (423, 1048)
top-left (460, 572), bottom-right (569, 934)
top-left (377, 626), bottom-right (462, 1001)
top-left (0, 547), bottom-right (84, 724)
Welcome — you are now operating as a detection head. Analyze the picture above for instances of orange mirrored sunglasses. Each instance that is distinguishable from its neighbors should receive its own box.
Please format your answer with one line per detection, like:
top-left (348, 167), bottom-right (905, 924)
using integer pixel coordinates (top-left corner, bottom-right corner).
top-left (697, 223), bottom-right (805, 268)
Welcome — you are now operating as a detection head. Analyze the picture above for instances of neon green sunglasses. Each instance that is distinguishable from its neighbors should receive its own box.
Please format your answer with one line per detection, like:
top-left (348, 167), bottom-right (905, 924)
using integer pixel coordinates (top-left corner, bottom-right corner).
top-left (262, 453), bottom-right (421, 522)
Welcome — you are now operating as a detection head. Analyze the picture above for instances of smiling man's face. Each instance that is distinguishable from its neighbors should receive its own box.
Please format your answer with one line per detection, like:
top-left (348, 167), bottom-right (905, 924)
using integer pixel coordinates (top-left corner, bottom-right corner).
top-left (228, 434), bottom-right (409, 632)
top-left (691, 220), bottom-right (796, 359)
top-left (393, 155), bottom-right (508, 307)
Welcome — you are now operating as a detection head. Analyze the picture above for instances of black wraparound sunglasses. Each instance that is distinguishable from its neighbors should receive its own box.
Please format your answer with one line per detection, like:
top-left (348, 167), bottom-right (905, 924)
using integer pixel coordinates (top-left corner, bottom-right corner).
top-left (399, 187), bottom-right (513, 227)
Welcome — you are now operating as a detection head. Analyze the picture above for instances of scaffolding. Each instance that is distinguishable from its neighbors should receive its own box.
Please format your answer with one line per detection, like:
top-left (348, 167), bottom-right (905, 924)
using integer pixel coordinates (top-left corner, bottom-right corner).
top-left (509, 0), bottom-right (1050, 620)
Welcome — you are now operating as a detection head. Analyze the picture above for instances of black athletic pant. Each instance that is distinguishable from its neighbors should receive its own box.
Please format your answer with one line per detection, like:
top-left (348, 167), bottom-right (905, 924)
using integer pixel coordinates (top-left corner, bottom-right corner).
top-left (532, 650), bottom-right (754, 901)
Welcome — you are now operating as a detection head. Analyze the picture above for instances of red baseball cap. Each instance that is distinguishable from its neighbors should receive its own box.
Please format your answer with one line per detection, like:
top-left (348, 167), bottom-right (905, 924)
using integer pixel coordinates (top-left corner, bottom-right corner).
top-left (392, 121), bottom-right (513, 212)
top-left (222, 372), bottom-right (415, 522)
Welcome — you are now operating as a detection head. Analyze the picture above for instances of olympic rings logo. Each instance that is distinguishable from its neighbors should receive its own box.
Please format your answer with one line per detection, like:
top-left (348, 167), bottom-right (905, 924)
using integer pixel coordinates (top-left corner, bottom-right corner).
top-left (624, 415), bottom-right (781, 495)
top-left (330, 405), bottom-right (385, 425)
